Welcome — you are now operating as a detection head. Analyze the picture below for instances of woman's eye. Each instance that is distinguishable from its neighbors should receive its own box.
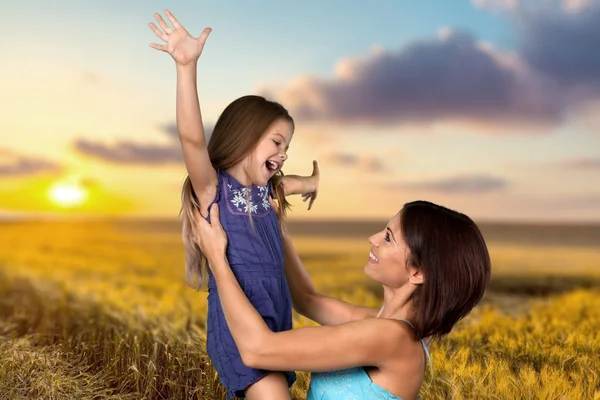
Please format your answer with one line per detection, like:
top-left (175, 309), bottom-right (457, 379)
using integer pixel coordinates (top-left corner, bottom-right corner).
top-left (385, 233), bottom-right (390, 242)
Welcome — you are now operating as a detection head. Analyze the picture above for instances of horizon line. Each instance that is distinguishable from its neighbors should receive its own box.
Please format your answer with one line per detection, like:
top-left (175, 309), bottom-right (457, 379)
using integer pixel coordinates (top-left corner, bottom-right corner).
top-left (1, 214), bottom-right (600, 227)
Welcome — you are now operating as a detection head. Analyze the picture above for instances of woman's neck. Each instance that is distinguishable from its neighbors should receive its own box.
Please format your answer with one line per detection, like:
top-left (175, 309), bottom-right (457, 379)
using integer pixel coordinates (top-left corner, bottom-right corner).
top-left (377, 285), bottom-right (414, 321)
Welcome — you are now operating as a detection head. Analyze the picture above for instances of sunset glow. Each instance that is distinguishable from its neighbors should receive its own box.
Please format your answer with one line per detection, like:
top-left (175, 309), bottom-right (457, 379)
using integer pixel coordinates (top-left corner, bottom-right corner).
top-left (0, 1), bottom-right (598, 222)
top-left (48, 182), bottom-right (88, 208)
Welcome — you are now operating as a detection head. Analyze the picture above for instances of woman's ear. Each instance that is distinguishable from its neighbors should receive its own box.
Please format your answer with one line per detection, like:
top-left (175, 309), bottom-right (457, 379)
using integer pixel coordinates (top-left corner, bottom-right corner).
top-left (408, 267), bottom-right (424, 286)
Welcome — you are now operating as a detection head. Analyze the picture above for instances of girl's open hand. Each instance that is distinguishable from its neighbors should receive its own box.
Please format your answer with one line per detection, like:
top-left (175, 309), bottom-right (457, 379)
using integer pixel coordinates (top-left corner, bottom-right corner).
top-left (149, 10), bottom-right (211, 66)
top-left (302, 160), bottom-right (319, 211)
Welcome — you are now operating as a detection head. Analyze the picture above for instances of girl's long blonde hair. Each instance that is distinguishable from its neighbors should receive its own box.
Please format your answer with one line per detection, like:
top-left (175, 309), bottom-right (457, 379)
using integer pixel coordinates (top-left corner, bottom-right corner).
top-left (180, 95), bottom-right (293, 290)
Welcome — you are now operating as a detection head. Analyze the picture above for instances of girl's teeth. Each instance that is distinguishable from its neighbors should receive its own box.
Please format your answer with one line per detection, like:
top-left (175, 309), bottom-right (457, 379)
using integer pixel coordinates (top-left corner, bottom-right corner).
top-left (369, 252), bottom-right (379, 262)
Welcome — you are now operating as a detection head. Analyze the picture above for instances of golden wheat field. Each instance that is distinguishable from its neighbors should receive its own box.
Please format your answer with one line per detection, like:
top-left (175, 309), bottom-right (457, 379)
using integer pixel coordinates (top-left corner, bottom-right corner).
top-left (0, 219), bottom-right (599, 400)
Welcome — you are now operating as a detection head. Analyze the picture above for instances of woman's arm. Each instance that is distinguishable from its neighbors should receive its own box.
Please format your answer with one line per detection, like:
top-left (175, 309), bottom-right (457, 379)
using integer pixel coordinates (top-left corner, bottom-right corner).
top-left (194, 204), bottom-right (403, 372)
top-left (270, 182), bottom-right (378, 325)
top-left (217, 258), bottom-right (405, 371)
top-left (282, 234), bottom-right (379, 325)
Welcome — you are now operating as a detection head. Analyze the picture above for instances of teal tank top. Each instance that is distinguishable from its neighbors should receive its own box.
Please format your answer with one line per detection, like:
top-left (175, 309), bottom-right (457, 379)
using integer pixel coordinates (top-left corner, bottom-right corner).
top-left (306, 320), bottom-right (432, 400)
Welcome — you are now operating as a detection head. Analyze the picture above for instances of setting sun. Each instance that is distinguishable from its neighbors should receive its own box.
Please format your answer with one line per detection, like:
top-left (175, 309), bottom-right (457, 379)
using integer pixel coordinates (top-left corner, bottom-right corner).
top-left (48, 182), bottom-right (88, 208)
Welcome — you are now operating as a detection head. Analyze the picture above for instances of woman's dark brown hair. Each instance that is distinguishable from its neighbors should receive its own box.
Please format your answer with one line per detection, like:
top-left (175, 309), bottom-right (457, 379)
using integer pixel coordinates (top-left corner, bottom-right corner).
top-left (401, 200), bottom-right (491, 339)
top-left (181, 95), bottom-right (294, 289)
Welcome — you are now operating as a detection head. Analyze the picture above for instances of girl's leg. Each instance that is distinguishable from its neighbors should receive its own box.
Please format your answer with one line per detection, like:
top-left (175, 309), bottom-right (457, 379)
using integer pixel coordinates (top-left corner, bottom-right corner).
top-left (244, 372), bottom-right (291, 400)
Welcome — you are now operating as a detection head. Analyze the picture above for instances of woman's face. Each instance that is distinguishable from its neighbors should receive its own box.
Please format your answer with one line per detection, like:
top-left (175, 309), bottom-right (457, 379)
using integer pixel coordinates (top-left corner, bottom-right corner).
top-left (365, 211), bottom-right (423, 288)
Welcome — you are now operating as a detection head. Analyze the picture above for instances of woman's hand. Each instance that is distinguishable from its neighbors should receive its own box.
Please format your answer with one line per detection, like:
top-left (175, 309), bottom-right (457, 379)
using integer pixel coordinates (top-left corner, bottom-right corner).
top-left (148, 10), bottom-right (211, 66)
top-left (192, 204), bottom-right (228, 267)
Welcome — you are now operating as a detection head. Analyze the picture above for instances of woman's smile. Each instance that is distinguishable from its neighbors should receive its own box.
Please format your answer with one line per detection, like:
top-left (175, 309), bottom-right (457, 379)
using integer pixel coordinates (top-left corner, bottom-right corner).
top-left (368, 251), bottom-right (380, 264)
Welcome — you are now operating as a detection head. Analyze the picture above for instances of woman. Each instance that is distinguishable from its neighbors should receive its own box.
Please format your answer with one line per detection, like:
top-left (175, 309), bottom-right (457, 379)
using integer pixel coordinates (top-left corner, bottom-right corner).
top-left (193, 200), bottom-right (491, 399)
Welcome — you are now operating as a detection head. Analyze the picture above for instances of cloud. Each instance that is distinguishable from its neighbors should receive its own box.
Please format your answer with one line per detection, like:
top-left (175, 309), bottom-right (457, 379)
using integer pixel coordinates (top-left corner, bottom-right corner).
top-left (73, 122), bottom-right (215, 166)
top-left (561, 0), bottom-right (594, 14)
top-left (326, 152), bottom-right (388, 172)
top-left (471, 0), bottom-right (519, 12)
top-left (556, 157), bottom-right (600, 169)
top-left (266, 29), bottom-right (562, 130)
top-left (563, 194), bottom-right (600, 208)
top-left (472, 0), bottom-right (600, 96)
top-left (389, 174), bottom-right (508, 193)
top-left (160, 122), bottom-right (179, 140)
top-left (473, 0), bottom-right (594, 14)
top-left (159, 122), bottom-right (214, 141)
top-left (73, 139), bottom-right (182, 164)
top-left (516, 1), bottom-right (600, 91)
top-left (81, 70), bottom-right (108, 85)
top-left (263, 1), bottom-right (600, 132)
top-left (541, 193), bottom-right (600, 209)
top-left (77, 177), bottom-right (100, 189)
top-left (0, 149), bottom-right (63, 176)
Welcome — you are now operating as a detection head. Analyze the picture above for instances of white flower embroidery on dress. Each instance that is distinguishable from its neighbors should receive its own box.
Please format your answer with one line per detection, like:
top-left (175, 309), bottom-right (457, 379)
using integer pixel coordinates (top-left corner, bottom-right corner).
top-left (258, 186), bottom-right (271, 210)
top-left (244, 202), bottom-right (258, 214)
top-left (262, 196), bottom-right (270, 210)
top-left (228, 185), bottom-right (270, 214)
top-left (230, 188), bottom-right (247, 209)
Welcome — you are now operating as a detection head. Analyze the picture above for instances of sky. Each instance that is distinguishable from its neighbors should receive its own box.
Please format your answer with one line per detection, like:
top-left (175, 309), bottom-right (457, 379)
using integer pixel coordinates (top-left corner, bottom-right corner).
top-left (0, 0), bottom-right (599, 222)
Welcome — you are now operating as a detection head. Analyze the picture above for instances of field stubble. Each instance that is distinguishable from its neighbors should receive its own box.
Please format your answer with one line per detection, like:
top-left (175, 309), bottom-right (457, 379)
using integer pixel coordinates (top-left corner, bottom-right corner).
top-left (0, 221), bottom-right (599, 399)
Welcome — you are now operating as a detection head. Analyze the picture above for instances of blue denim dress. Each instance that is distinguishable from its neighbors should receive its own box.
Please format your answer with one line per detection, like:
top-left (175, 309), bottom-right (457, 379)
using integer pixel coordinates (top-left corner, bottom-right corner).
top-left (205, 169), bottom-right (296, 398)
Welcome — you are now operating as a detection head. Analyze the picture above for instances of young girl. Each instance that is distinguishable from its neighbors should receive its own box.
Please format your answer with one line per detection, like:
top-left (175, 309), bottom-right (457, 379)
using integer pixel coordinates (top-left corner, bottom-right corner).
top-left (149, 10), bottom-right (319, 400)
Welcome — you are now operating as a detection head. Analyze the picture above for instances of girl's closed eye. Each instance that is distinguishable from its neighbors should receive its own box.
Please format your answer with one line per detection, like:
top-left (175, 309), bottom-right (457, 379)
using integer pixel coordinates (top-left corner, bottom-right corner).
top-left (273, 139), bottom-right (281, 146)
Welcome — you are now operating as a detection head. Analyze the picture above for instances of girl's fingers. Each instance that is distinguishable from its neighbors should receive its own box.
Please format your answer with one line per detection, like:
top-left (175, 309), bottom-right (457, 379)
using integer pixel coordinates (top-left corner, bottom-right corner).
top-left (164, 10), bottom-right (182, 29)
top-left (149, 42), bottom-right (167, 51)
top-left (197, 27), bottom-right (212, 44)
top-left (148, 22), bottom-right (168, 42)
top-left (154, 13), bottom-right (173, 34)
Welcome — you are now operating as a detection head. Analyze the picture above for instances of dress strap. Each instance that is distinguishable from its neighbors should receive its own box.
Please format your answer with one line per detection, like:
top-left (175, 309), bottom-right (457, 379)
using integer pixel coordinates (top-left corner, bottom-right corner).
top-left (398, 319), bottom-right (433, 400)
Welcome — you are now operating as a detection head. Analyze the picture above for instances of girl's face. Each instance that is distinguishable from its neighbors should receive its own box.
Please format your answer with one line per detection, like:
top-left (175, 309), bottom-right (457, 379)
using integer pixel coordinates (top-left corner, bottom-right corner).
top-left (246, 119), bottom-right (294, 187)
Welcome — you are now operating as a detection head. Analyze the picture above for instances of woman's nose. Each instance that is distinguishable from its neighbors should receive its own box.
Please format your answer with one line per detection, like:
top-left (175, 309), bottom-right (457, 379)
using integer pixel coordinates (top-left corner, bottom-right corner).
top-left (369, 234), bottom-right (378, 247)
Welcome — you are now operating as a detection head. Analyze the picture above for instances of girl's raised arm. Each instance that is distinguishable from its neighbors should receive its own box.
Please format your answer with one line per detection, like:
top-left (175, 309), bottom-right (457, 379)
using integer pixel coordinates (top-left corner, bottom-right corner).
top-left (149, 10), bottom-right (216, 215)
